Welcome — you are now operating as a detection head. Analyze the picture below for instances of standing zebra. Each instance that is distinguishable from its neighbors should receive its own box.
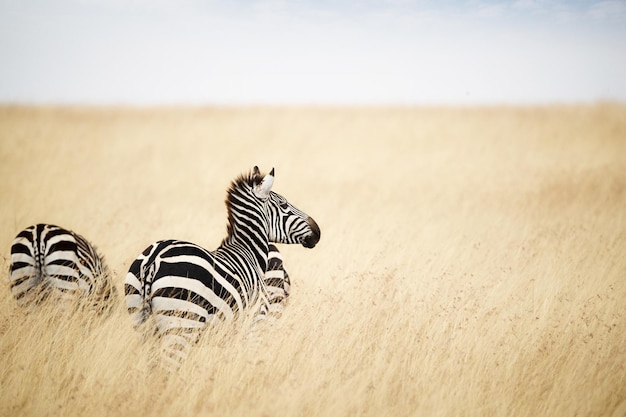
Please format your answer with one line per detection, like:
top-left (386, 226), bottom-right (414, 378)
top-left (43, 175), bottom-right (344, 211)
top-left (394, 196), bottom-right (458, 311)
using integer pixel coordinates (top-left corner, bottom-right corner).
top-left (124, 167), bottom-right (320, 368)
top-left (9, 223), bottom-right (114, 310)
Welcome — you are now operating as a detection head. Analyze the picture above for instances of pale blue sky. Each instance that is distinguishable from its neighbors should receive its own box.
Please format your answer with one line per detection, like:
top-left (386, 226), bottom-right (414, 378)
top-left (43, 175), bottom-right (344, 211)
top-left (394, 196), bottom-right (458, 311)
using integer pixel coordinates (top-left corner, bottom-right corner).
top-left (0, 0), bottom-right (625, 105)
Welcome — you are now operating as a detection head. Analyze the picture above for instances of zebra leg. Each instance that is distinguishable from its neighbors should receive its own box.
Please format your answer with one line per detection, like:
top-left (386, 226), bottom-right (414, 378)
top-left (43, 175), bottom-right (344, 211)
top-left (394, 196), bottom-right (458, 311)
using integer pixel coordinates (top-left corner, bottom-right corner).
top-left (9, 228), bottom-right (45, 306)
top-left (44, 251), bottom-right (84, 304)
top-left (264, 244), bottom-right (291, 317)
top-left (243, 301), bottom-right (270, 364)
top-left (246, 244), bottom-right (292, 362)
top-left (89, 271), bottom-right (117, 315)
top-left (73, 232), bottom-right (115, 312)
top-left (152, 297), bottom-right (212, 371)
top-left (243, 244), bottom-right (291, 359)
top-left (245, 250), bottom-right (291, 365)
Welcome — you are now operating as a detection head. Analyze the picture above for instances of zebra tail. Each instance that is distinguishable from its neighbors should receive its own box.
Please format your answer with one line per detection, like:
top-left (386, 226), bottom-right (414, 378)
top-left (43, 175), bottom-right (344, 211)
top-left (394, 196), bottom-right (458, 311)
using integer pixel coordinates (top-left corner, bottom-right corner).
top-left (124, 259), bottom-right (156, 336)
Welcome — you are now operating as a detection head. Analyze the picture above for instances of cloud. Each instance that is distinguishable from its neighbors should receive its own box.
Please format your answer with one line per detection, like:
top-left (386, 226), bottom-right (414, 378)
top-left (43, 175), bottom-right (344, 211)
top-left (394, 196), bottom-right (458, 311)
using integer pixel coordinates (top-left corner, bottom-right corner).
top-left (475, 4), bottom-right (507, 18)
top-left (588, 0), bottom-right (626, 19)
top-left (513, 0), bottom-right (543, 10)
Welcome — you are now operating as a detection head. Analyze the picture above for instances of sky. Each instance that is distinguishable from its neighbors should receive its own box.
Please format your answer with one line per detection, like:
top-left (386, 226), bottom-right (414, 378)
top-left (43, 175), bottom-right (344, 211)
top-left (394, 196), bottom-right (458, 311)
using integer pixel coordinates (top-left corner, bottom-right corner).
top-left (0, 0), bottom-right (625, 105)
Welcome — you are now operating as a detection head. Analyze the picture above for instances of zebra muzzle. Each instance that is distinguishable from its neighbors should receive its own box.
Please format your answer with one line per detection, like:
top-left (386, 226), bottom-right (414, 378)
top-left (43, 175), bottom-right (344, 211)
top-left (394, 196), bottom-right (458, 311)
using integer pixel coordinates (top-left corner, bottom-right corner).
top-left (302, 217), bottom-right (321, 248)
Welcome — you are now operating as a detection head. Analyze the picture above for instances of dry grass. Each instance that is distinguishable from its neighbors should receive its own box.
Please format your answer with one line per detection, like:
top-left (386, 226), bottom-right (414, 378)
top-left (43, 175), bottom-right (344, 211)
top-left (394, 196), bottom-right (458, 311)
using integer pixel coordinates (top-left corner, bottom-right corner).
top-left (0, 105), bottom-right (625, 416)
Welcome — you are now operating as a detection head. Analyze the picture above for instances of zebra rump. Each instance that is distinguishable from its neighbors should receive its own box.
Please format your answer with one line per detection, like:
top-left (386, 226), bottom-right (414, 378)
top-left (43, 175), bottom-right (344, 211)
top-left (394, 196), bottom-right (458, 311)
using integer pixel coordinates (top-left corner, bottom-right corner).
top-left (9, 223), bottom-right (115, 310)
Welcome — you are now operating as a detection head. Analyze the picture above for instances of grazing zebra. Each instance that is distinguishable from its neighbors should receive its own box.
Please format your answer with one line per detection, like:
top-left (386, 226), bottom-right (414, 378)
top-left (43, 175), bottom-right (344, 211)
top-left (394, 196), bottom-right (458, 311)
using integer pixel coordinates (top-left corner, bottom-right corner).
top-left (9, 224), bottom-right (114, 310)
top-left (124, 166), bottom-right (320, 368)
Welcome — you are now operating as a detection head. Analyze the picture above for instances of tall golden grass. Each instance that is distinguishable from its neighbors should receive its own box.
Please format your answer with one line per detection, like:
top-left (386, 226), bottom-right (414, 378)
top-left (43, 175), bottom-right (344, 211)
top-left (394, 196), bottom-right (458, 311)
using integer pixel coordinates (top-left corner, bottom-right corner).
top-left (0, 105), bottom-right (625, 416)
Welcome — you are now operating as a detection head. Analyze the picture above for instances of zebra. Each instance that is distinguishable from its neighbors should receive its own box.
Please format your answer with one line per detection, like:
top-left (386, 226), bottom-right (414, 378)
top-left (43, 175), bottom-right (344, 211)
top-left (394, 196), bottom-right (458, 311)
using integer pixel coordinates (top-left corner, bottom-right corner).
top-left (124, 166), bottom-right (320, 368)
top-left (9, 223), bottom-right (115, 311)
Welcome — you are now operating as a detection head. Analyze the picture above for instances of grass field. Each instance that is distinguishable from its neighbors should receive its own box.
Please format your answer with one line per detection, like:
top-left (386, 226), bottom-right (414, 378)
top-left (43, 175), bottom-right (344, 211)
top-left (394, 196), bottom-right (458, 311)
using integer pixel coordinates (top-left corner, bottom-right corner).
top-left (1, 105), bottom-right (625, 417)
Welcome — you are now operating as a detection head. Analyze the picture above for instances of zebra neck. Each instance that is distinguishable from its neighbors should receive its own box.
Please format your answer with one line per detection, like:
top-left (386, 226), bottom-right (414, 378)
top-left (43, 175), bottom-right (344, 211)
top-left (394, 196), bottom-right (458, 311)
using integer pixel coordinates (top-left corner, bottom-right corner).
top-left (222, 232), bottom-right (270, 273)
top-left (224, 191), bottom-right (270, 272)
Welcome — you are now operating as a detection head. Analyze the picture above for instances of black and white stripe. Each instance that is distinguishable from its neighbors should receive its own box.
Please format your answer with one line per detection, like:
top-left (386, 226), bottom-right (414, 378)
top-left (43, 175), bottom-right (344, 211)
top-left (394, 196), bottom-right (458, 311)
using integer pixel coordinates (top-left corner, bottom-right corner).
top-left (265, 243), bottom-right (291, 315)
top-left (9, 223), bottom-right (114, 310)
top-left (124, 167), bottom-right (320, 368)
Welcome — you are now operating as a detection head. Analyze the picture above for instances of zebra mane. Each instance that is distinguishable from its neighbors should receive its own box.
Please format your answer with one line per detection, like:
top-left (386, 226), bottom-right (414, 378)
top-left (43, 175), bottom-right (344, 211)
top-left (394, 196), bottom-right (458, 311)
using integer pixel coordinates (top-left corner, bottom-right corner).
top-left (224, 167), bottom-right (266, 239)
top-left (230, 167), bottom-right (265, 190)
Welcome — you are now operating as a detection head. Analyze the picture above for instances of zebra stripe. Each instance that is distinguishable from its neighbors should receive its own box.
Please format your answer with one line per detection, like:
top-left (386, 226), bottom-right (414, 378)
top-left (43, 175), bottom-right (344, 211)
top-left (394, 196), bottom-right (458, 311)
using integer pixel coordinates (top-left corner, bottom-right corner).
top-left (124, 167), bottom-right (320, 368)
top-left (265, 243), bottom-right (291, 315)
top-left (9, 224), bottom-right (114, 310)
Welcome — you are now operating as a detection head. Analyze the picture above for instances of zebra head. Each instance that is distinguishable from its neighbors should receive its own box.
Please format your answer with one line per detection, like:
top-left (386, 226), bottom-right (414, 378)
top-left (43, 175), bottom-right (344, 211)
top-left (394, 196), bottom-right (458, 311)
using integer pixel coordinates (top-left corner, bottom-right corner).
top-left (251, 166), bottom-right (321, 249)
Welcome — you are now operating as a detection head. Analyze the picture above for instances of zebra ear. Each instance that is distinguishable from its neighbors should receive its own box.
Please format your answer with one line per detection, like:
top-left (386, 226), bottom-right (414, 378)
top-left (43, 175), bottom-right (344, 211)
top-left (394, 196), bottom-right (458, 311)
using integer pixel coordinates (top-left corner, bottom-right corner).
top-left (254, 168), bottom-right (274, 199)
top-left (252, 166), bottom-right (262, 184)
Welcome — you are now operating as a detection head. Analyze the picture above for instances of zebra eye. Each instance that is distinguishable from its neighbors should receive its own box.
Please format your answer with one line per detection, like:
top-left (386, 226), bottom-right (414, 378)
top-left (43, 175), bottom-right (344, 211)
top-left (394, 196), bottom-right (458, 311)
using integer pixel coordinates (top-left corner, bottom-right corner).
top-left (279, 202), bottom-right (289, 210)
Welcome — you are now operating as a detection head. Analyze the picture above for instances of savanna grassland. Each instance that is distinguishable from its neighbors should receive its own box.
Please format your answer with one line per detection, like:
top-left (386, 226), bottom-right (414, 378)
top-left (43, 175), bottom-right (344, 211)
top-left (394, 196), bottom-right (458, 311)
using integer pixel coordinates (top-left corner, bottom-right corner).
top-left (0, 105), bottom-right (625, 417)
